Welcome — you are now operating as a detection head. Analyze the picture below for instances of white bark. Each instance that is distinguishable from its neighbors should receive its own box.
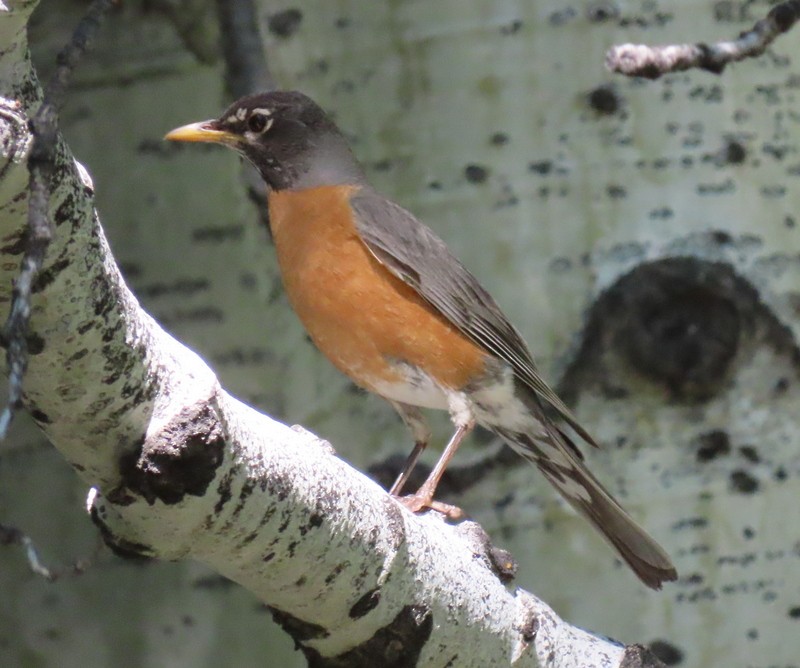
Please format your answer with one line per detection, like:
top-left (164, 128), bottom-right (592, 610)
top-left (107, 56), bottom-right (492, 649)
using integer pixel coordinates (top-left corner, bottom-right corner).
top-left (0, 2), bottom-right (656, 666)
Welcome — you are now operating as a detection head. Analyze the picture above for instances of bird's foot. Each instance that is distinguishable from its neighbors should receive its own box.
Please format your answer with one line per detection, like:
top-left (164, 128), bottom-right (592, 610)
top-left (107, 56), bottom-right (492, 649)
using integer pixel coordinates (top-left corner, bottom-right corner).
top-left (395, 493), bottom-right (465, 521)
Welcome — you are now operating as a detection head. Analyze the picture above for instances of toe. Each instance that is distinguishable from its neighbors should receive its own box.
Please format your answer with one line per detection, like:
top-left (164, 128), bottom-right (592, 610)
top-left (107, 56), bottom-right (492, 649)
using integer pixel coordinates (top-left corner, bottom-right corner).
top-left (394, 494), bottom-right (465, 521)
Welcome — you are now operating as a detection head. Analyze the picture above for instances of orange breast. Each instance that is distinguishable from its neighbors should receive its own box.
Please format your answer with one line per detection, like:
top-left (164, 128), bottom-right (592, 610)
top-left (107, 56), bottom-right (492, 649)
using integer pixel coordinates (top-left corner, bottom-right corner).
top-left (267, 185), bottom-right (488, 394)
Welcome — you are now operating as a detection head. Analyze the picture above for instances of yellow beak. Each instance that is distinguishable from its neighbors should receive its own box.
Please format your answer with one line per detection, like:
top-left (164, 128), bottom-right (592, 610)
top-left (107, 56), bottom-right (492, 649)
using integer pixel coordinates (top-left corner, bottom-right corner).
top-left (164, 121), bottom-right (239, 145)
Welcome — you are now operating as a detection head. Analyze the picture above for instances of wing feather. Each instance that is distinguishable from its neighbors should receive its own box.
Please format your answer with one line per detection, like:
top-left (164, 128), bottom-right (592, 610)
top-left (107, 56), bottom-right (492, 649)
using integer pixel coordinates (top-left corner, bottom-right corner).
top-left (350, 187), bottom-right (597, 448)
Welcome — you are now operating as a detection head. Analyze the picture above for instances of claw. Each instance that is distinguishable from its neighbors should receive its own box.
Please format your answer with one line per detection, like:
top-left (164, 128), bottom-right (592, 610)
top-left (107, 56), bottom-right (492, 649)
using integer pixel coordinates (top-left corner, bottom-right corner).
top-left (395, 493), bottom-right (465, 521)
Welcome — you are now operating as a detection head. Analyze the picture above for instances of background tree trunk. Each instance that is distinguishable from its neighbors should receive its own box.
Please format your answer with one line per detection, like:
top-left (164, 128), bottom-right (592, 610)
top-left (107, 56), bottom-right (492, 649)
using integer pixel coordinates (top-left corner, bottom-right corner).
top-left (2, 0), bottom-right (799, 666)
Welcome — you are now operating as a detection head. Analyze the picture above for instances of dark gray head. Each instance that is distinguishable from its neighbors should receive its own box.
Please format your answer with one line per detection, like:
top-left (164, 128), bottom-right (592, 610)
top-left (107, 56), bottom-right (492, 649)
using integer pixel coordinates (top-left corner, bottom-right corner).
top-left (165, 90), bottom-right (365, 191)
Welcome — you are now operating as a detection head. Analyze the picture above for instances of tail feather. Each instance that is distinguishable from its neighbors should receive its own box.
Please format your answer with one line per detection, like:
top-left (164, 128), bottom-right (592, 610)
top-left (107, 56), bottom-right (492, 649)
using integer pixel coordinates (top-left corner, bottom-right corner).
top-left (495, 427), bottom-right (677, 590)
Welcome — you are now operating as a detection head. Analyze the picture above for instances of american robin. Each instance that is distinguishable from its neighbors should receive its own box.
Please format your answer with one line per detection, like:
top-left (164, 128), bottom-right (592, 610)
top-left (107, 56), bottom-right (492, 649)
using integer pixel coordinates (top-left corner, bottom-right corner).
top-left (165, 90), bottom-right (677, 589)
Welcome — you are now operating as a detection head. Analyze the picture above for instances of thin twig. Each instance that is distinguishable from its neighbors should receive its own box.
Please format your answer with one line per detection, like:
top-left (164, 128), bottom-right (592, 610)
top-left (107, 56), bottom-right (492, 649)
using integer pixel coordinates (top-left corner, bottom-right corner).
top-left (0, 0), bottom-right (117, 438)
top-left (0, 522), bottom-right (102, 580)
top-left (606, 0), bottom-right (800, 79)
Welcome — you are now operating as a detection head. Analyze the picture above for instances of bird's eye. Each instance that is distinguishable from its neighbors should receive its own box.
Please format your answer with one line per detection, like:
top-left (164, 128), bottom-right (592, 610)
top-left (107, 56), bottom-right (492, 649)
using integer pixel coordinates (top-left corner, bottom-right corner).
top-left (247, 112), bottom-right (270, 133)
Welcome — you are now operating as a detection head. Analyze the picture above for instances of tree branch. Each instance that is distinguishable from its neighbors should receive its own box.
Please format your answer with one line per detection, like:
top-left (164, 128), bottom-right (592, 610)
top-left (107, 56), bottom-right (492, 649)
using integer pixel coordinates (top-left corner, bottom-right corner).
top-left (606, 0), bottom-right (800, 79)
top-left (0, 0), bottom-right (116, 437)
top-left (0, 1), bottom-right (664, 665)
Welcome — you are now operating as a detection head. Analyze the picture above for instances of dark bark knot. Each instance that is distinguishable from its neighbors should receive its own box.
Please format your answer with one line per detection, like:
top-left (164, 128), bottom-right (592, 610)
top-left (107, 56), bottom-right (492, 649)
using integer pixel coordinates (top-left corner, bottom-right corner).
top-left (286, 605), bottom-right (432, 668)
top-left (118, 404), bottom-right (225, 505)
top-left (560, 255), bottom-right (799, 403)
top-left (610, 260), bottom-right (741, 399)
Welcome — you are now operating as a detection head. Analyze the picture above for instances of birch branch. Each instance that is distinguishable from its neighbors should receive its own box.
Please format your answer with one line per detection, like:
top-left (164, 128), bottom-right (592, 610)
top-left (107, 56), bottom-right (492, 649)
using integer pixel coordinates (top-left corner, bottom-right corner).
top-left (0, 0), bottom-right (115, 437)
top-left (0, 1), bottom-right (665, 666)
top-left (606, 0), bottom-right (800, 79)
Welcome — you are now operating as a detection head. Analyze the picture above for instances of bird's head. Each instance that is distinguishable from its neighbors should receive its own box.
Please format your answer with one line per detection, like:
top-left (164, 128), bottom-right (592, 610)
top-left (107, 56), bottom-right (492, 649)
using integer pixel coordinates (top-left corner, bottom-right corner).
top-left (165, 90), bottom-right (364, 191)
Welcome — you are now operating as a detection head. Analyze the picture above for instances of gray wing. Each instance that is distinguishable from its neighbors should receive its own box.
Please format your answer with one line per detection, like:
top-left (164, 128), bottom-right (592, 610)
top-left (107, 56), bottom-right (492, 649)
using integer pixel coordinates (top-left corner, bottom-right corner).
top-left (350, 187), bottom-right (597, 448)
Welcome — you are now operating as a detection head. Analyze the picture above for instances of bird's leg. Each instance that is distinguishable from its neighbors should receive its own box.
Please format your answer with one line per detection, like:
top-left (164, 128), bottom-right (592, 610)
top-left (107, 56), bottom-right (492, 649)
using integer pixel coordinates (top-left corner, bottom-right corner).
top-left (399, 397), bottom-right (475, 520)
top-left (387, 401), bottom-right (431, 496)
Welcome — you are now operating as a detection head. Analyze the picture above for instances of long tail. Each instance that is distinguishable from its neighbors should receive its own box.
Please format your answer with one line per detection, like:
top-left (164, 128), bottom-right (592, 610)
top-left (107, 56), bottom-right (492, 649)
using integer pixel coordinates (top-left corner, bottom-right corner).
top-left (494, 426), bottom-right (677, 589)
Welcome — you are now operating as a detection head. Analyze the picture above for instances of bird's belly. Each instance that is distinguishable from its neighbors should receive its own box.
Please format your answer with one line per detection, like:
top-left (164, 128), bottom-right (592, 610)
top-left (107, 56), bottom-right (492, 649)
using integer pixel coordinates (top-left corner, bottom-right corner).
top-left (368, 365), bottom-right (450, 410)
top-left (268, 185), bottom-right (489, 400)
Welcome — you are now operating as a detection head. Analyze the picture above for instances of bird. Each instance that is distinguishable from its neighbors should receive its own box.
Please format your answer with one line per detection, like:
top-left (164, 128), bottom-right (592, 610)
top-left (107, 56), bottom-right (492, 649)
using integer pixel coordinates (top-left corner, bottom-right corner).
top-left (165, 90), bottom-right (677, 589)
